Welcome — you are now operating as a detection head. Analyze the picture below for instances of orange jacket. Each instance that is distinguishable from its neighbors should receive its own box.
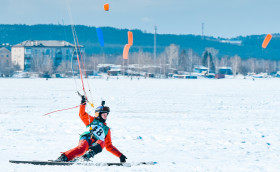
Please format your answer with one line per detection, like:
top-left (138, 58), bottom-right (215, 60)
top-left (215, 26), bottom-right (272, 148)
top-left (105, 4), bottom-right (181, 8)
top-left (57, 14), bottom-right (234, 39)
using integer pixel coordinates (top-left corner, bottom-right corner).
top-left (79, 104), bottom-right (122, 158)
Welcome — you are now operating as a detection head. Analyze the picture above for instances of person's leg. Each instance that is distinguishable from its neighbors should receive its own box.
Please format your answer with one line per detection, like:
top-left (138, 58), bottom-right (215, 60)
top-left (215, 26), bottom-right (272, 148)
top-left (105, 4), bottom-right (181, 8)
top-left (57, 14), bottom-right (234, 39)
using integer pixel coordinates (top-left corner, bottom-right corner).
top-left (82, 142), bottom-right (103, 161)
top-left (63, 139), bottom-right (89, 161)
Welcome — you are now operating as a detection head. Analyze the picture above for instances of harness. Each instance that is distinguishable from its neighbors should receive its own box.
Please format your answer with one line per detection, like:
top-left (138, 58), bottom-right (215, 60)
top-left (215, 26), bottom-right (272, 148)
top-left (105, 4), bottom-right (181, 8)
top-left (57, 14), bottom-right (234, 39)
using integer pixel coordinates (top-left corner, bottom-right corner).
top-left (80, 118), bottom-right (109, 145)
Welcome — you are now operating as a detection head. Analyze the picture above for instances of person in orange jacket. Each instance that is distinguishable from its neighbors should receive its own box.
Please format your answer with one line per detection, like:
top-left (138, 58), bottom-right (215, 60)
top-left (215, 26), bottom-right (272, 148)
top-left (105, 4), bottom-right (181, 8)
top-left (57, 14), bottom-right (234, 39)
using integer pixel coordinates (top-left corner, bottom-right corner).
top-left (55, 96), bottom-right (127, 162)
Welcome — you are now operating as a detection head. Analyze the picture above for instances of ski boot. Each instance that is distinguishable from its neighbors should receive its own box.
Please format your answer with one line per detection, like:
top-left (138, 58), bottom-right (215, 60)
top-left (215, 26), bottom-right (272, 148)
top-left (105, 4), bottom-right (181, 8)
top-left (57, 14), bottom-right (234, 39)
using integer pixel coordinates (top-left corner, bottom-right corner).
top-left (81, 143), bottom-right (103, 161)
top-left (54, 154), bottom-right (68, 162)
top-left (81, 150), bottom-right (96, 161)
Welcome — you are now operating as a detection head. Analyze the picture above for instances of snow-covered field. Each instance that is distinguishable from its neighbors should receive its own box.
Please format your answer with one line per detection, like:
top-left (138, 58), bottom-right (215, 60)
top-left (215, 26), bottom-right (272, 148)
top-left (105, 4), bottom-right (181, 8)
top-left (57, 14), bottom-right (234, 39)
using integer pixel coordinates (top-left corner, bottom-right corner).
top-left (1, 78), bottom-right (280, 172)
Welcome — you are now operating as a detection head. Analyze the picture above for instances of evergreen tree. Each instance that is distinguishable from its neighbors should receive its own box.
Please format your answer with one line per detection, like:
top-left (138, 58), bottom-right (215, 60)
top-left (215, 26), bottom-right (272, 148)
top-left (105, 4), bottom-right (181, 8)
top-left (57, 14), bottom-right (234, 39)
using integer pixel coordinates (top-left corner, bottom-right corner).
top-left (178, 50), bottom-right (187, 71)
top-left (202, 50), bottom-right (215, 73)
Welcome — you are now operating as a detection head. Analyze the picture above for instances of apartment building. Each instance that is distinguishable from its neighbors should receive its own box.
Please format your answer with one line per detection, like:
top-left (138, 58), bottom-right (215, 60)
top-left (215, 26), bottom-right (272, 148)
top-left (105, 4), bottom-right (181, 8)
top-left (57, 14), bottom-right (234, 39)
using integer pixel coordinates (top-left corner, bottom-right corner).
top-left (12, 40), bottom-right (85, 71)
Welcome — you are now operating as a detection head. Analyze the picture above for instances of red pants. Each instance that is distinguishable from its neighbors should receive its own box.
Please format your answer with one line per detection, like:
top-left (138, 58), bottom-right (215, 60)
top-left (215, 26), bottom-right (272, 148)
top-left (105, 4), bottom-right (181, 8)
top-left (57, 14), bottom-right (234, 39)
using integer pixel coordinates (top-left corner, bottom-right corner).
top-left (64, 140), bottom-right (89, 161)
top-left (63, 139), bottom-right (105, 161)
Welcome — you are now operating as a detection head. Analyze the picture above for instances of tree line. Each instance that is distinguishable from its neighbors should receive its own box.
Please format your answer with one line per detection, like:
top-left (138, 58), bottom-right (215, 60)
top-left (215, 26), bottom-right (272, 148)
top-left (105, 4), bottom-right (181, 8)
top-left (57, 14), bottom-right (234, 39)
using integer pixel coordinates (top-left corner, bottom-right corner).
top-left (1, 24), bottom-right (280, 59)
top-left (82, 45), bottom-right (280, 76)
top-left (2, 44), bottom-right (280, 77)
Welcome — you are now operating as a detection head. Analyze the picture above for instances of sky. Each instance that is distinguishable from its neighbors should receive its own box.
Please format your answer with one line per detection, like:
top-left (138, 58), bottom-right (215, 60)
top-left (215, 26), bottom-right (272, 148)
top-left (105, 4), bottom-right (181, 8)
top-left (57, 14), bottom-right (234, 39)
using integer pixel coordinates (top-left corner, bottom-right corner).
top-left (0, 0), bottom-right (279, 38)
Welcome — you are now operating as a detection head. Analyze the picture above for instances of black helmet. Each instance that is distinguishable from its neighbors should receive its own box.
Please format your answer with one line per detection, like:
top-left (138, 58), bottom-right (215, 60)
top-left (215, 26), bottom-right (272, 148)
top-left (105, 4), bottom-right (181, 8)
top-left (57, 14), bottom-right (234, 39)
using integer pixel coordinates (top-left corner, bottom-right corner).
top-left (95, 106), bottom-right (110, 123)
top-left (95, 106), bottom-right (110, 115)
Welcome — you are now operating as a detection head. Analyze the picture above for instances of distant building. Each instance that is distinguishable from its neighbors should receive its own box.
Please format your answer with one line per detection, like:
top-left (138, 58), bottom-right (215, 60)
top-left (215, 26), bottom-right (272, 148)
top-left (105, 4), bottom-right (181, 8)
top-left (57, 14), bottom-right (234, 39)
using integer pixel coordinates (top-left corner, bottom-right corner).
top-left (11, 40), bottom-right (85, 71)
top-left (97, 64), bottom-right (115, 73)
top-left (193, 65), bottom-right (208, 73)
top-left (0, 47), bottom-right (12, 76)
top-left (217, 67), bottom-right (233, 75)
top-left (0, 47), bottom-right (11, 66)
top-left (215, 73), bottom-right (225, 79)
top-left (107, 65), bottom-right (122, 76)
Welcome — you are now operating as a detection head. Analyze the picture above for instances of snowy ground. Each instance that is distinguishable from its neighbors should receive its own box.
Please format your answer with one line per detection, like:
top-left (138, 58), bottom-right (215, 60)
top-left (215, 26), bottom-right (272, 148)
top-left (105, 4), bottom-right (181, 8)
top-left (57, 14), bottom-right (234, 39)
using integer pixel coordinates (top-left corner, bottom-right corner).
top-left (0, 77), bottom-right (280, 172)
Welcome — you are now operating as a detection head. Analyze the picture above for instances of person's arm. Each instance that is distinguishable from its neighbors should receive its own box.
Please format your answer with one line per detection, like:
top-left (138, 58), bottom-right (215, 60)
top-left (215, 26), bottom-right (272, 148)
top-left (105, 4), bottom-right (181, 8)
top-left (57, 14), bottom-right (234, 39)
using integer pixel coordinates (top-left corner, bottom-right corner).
top-left (105, 129), bottom-right (123, 157)
top-left (79, 96), bottom-right (94, 126)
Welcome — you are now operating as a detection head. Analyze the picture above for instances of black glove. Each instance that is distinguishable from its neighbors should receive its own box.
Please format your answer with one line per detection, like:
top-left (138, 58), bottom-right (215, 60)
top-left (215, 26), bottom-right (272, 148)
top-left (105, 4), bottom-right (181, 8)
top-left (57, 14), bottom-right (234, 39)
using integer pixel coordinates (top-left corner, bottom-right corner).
top-left (120, 154), bottom-right (127, 163)
top-left (81, 95), bottom-right (86, 104)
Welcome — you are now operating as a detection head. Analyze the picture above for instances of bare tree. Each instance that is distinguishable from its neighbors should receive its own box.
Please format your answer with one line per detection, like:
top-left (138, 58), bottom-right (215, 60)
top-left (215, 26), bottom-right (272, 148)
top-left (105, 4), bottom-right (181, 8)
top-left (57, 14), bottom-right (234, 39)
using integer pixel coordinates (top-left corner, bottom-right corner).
top-left (187, 49), bottom-right (195, 72)
top-left (230, 55), bottom-right (241, 77)
top-left (255, 59), bottom-right (265, 73)
top-left (270, 60), bottom-right (277, 74)
top-left (56, 60), bottom-right (72, 74)
top-left (264, 60), bottom-right (270, 73)
top-left (191, 50), bottom-right (202, 67)
top-left (114, 55), bottom-right (124, 65)
top-left (247, 58), bottom-right (256, 73)
top-left (220, 56), bottom-right (230, 67)
top-left (165, 44), bottom-right (179, 69)
top-left (44, 57), bottom-right (54, 75)
top-left (157, 52), bottom-right (168, 76)
top-left (132, 50), bottom-right (153, 67)
top-left (31, 55), bottom-right (53, 75)
top-left (178, 49), bottom-right (196, 73)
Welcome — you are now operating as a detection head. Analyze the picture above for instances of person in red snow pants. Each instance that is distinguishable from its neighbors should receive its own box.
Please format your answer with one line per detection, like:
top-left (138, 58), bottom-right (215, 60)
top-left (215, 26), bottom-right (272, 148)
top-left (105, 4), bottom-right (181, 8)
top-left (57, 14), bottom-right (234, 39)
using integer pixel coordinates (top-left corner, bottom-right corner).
top-left (55, 96), bottom-right (127, 163)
